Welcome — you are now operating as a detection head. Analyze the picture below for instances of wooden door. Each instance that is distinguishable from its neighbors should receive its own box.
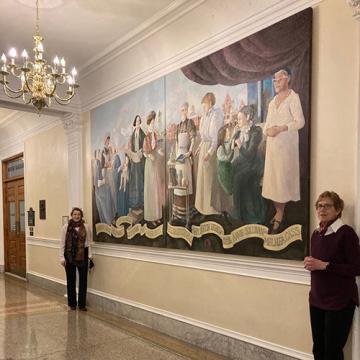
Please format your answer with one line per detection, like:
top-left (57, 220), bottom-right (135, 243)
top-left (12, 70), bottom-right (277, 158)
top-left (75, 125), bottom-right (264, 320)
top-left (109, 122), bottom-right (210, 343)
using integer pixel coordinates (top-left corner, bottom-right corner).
top-left (3, 156), bottom-right (26, 277)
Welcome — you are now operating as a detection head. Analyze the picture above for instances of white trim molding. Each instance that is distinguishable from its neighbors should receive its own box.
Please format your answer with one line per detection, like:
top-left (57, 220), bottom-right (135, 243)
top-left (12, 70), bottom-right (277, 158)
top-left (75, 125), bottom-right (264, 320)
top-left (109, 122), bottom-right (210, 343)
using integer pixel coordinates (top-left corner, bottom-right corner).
top-left (26, 236), bottom-right (310, 285)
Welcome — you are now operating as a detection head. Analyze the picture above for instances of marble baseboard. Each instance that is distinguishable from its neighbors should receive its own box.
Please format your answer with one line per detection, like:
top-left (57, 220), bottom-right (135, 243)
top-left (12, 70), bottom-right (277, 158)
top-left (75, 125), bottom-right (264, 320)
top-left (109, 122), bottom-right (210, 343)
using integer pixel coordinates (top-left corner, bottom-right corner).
top-left (28, 272), bottom-right (305, 360)
top-left (27, 272), bottom-right (66, 297)
top-left (86, 291), bottom-right (301, 360)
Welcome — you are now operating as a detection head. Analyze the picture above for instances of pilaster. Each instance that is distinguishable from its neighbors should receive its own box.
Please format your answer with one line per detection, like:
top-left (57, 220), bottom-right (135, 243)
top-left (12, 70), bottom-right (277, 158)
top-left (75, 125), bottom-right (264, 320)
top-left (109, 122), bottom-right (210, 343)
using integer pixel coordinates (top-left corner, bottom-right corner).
top-left (62, 113), bottom-right (84, 211)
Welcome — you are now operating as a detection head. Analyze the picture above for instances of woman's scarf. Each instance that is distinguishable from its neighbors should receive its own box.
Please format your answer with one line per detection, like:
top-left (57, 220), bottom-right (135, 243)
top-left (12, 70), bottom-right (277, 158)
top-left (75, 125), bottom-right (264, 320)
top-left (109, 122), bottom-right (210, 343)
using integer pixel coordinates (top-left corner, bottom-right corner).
top-left (238, 121), bottom-right (253, 145)
top-left (65, 219), bottom-right (87, 266)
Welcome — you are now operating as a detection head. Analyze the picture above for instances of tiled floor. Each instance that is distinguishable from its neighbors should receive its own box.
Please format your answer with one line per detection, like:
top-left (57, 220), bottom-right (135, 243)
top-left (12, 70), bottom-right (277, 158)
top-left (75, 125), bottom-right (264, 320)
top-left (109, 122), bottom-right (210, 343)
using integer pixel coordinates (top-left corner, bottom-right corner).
top-left (0, 273), bottom-right (228, 360)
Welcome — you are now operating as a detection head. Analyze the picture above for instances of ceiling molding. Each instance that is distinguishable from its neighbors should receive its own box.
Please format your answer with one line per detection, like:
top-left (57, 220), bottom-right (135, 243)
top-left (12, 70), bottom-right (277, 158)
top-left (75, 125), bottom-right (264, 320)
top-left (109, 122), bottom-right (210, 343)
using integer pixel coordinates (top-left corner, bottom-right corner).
top-left (0, 114), bottom-right (62, 158)
top-left (79, 0), bottom-right (206, 79)
top-left (0, 110), bottom-right (21, 128)
top-left (81, 0), bottom-right (322, 112)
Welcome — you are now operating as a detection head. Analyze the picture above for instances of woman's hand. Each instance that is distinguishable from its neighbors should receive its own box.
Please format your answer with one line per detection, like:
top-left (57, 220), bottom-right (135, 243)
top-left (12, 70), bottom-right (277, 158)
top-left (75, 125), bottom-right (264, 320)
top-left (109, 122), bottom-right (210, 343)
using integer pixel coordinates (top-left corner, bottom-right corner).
top-left (266, 125), bottom-right (288, 137)
top-left (304, 256), bottom-right (328, 271)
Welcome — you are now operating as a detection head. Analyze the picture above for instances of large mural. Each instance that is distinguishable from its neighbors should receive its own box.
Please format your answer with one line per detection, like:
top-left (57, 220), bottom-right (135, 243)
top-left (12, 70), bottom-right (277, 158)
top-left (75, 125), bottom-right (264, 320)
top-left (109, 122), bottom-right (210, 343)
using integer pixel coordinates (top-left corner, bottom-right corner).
top-left (91, 9), bottom-right (312, 260)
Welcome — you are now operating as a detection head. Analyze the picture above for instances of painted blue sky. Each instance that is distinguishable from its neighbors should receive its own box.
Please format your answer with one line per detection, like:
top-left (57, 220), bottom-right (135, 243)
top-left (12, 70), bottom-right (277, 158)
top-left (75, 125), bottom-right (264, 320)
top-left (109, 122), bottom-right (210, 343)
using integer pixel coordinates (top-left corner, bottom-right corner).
top-left (91, 77), bottom-right (165, 151)
top-left (91, 69), bottom-right (273, 151)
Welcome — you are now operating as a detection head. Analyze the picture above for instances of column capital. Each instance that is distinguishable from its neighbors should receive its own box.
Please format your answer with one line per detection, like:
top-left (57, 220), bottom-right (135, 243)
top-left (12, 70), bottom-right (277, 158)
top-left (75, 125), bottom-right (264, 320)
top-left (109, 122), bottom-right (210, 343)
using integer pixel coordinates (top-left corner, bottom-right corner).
top-left (62, 113), bottom-right (82, 133)
top-left (347, 0), bottom-right (360, 20)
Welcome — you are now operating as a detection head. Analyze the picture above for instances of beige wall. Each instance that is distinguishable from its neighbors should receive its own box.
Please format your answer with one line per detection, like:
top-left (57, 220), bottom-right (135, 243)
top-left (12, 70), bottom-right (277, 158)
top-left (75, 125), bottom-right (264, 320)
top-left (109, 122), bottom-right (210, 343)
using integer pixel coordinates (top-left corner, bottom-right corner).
top-left (27, 245), bottom-right (65, 281)
top-left (25, 0), bottom-right (359, 357)
top-left (310, 0), bottom-right (359, 229)
top-left (24, 124), bottom-right (69, 239)
top-left (89, 255), bottom-right (311, 351)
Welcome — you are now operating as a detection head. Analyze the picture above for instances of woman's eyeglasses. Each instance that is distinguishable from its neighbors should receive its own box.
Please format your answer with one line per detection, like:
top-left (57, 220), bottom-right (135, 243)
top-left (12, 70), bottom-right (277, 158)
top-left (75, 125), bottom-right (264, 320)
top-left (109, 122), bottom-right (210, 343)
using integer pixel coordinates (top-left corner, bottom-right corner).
top-left (316, 203), bottom-right (334, 210)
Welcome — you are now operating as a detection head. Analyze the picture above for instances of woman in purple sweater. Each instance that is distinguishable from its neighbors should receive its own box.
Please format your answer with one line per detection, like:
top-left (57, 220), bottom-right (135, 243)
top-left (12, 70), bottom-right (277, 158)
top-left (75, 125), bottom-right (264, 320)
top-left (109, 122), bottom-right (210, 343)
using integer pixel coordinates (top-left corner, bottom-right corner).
top-left (304, 191), bottom-right (360, 360)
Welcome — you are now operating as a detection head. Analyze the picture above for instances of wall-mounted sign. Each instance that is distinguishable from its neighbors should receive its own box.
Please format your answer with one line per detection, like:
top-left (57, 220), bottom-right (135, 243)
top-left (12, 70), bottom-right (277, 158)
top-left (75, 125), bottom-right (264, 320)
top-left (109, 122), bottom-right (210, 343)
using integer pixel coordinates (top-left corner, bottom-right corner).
top-left (39, 200), bottom-right (46, 220)
top-left (27, 207), bottom-right (35, 227)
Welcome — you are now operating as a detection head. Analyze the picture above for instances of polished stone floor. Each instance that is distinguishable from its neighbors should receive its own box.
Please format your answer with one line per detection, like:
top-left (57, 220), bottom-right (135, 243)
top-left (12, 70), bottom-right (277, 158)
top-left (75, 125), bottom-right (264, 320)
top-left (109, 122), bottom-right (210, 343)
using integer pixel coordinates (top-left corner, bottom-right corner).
top-left (0, 273), bottom-right (228, 360)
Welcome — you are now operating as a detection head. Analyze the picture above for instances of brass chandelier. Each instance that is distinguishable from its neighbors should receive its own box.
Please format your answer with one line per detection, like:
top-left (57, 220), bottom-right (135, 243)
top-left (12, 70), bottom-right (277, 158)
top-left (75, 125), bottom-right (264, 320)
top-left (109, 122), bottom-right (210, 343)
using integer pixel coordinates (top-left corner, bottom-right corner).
top-left (0, 0), bottom-right (79, 112)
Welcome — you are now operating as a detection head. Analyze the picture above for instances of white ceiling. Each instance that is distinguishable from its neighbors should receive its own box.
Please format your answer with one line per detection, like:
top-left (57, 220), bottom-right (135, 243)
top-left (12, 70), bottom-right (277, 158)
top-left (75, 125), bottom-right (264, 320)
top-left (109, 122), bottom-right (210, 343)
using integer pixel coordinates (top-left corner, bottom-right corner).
top-left (0, 0), bottom-right (176, 74)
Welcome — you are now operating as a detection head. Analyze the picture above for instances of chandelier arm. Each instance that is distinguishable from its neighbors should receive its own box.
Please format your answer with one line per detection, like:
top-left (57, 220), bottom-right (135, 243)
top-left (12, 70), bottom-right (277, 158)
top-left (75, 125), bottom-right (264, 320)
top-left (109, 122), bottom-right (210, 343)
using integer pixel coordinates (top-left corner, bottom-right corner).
top-left (54, 92), bottom-right (75, 105)
top-left (3, 80), bottom-right (26, 95)
top-left (54, 75), bottom-right (68, 85)
top-left (8, 67), bottom-right (24, 78)
top-left (23, 71), bottom-right (33, 93)
top-left (3, 85), bottom-right (24, 99)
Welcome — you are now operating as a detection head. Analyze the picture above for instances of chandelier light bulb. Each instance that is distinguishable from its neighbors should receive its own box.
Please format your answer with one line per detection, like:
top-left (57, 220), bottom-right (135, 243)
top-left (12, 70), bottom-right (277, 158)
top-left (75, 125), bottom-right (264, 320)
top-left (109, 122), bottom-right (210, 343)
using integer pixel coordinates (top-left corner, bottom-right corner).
top-left (21, 50), bottom-right (29, 59)
top-left (1, 54), bottom-right (6, 63)
top-left (71, 67), bottom-right (77, 78)
top-left (60, 57), bottom-right (66, 67)
top-left (9, 48), bottom-right (17, 58)
top-left (53, 56), bottom-right (60, 65)
top-left (67, 75), bottom-right (74, 85)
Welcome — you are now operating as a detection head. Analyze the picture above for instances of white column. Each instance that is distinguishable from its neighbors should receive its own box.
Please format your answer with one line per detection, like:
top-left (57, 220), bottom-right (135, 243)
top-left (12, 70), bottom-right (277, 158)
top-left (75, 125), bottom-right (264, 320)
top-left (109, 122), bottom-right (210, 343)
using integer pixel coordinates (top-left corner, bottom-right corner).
top-left (62, 113), bottom-right (84, 211)
top-left (347, 2), bottom-right (360, 360)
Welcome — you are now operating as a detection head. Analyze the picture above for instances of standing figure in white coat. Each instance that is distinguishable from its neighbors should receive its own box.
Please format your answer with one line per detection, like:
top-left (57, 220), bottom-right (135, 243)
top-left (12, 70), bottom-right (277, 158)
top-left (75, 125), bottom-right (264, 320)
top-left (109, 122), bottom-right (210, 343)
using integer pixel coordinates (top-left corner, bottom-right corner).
top-left (262, 69), bottom-right (305, 233)
top-left (195, 92), bottom-right (223, 217)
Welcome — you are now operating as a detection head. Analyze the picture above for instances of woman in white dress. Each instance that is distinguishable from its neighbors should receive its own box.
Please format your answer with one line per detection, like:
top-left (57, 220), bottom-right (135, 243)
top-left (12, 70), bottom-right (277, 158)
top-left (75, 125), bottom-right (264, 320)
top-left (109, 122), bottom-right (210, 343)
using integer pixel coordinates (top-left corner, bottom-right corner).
top-left (143, 111), bottom-right (164, 225)
top-left (262, 69), bottom-right (305, 233)
top-left (194, 92), bottom-right (223, 217)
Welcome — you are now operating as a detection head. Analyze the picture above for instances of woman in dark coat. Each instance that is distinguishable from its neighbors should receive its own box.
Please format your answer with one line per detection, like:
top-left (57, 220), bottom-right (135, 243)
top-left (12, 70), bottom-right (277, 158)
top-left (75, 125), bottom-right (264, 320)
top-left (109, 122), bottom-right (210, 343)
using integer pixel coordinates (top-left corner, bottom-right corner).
top-left (128, 115), bottom-right (145, 211)
top-left (304, 191), bottom-right (360, 360)
top-left (231, 105), bottom-right (265, 224)
top-left (60, 208), bottom-right (93, 311)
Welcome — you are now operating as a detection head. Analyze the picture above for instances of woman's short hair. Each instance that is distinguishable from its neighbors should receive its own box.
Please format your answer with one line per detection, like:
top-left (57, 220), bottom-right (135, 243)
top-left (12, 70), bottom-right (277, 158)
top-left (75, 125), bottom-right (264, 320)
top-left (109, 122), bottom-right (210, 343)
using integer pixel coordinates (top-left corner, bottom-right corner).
top-left (239, 105), bottom-right (255, 122)
top-left (315, 191), bottom-right (344, 217)
top-left (70, 207), bottom-right (84, 218)
top-left (146, 110), bottom-right (156, 125)
top-left (133, 115), bottom-right (141, 127)
top-left (201, 92), bottom-right (216, 107)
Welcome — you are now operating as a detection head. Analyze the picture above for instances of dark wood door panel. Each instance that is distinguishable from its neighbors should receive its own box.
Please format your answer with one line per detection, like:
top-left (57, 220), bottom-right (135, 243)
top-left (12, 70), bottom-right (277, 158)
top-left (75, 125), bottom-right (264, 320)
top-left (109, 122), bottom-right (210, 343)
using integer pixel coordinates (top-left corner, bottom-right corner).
top-left (3, 177), bottom-right (26, 277)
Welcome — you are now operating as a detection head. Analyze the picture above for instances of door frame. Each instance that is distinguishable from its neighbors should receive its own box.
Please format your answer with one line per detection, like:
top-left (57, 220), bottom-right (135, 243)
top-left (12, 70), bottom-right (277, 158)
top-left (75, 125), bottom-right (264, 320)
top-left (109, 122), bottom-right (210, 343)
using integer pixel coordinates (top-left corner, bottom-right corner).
top-left (2, 153), bottom-right (25, 276)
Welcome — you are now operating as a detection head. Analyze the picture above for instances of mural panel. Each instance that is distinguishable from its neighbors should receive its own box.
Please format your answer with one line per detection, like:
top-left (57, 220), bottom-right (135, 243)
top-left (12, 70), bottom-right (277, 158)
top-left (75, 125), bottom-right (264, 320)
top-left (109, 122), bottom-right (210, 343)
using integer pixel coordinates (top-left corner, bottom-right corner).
top-left (91, 8), bottom-right (312, 260)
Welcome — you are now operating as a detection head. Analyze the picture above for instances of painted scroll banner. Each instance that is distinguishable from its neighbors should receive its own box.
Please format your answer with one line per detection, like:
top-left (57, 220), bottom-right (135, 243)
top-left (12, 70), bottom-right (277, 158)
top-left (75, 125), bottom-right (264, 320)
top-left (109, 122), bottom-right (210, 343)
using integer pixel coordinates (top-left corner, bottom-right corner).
top-left (167, 222), bottom-right (302, 251)
top-left (95, 221), bottom-right (163, 240)
top-left (96, 217), bottom-right (301, 251)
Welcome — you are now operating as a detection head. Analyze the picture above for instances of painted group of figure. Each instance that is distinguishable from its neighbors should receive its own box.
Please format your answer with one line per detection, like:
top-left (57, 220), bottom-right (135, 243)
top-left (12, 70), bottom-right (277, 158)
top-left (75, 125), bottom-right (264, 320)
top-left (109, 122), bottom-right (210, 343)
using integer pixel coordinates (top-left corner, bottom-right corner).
top-left (93, 68), bottom-right (305, 232)
top-left (172, 69), bottom-right (305, 232)
top-left (93, 110), bottom-right (164, 226)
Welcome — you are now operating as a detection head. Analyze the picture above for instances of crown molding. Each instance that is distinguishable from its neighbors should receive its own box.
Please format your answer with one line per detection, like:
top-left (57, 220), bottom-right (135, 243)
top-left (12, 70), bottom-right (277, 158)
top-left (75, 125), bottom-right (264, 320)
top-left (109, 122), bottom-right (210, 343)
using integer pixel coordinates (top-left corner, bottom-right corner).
top-left (0, 113), bottom-right (61, 158)
top-left (0, 110), bottom-right (21, 129)
top-left (79, 0), bottom-right (206, 79)
top-left (81, 0), bottom-right (322, 112)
